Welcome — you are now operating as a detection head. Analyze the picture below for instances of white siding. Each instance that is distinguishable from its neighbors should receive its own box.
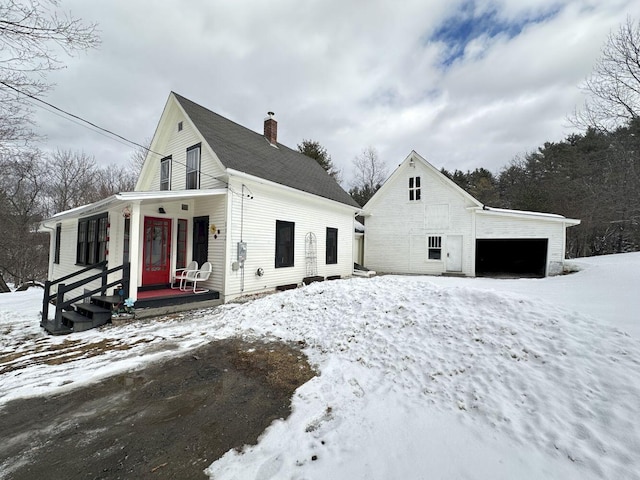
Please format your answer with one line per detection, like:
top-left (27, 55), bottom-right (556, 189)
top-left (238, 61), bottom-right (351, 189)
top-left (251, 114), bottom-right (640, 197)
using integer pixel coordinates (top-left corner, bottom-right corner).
top-left (191, 195), bottom-right (227, 294)
top-left (476, 213), bottom-right (567, 274)
top-left (48, 209), bottom-right (127, 304)
top-left (364, 160), bottom-right (475, 276)
top-left (137, 96), bottom-right (225, 192)
top-left (223, 176), bottom-right (355, 300)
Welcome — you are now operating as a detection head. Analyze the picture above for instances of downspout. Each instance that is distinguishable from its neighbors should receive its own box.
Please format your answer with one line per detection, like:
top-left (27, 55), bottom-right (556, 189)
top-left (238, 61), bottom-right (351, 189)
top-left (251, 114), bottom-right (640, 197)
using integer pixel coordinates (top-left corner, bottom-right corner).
top-left (40, 221), bottom-right (56, 282)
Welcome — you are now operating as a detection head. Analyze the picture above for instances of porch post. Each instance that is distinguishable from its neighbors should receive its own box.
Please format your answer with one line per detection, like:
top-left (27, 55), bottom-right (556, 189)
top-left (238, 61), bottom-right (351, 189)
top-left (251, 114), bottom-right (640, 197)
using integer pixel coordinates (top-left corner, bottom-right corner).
top-left (127, 202), bottom-right (141, 301)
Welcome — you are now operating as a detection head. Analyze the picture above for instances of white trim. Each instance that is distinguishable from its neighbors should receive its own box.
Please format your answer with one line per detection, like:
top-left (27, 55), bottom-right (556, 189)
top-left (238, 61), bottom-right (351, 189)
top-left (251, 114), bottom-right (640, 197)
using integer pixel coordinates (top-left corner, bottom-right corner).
top-left (42, 189), bottom-right (227, 224)
top-left (476, 207), bottom-right (581, 225)
top-left (226, 168), bottom-right (360, 213)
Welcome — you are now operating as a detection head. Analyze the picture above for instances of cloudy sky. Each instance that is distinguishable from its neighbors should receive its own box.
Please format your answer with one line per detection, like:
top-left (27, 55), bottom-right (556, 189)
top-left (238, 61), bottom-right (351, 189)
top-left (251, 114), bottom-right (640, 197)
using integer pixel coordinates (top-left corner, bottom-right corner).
top-left (30, 0), bottom-right (640, 186)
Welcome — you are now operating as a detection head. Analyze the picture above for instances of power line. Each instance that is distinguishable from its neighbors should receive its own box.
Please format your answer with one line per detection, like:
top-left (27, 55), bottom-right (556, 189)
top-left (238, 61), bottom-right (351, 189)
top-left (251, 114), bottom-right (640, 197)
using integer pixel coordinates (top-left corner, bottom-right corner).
top-left (0, 81), bottom-right (251, 197)
top-left (0, 80), bottom-right (165, 156)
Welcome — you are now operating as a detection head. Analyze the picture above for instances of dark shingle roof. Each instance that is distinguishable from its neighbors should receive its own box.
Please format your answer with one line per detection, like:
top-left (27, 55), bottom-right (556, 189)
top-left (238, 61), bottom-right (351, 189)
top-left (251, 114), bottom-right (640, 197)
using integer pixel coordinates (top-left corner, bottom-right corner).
top-left (173, 93), bottom-right (359, 208)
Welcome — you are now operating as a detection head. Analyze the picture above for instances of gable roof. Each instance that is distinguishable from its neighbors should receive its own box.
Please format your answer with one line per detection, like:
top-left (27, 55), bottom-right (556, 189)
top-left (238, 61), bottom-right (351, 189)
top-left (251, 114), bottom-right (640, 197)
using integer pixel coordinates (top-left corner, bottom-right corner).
top-left (363, 150), bottom-right (482, 212)
top-left (172, 93), bottom-right (359, 208)
top-left (364, 151), bottom-right (580, 225)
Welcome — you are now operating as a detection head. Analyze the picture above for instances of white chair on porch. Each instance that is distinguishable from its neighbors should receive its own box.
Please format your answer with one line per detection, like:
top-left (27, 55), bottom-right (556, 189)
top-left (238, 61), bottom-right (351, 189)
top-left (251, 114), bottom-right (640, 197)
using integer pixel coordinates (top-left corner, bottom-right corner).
top-left (181, 262), bottom-right (212, 293)
top-left (172, 260), bottom-right (198, 290)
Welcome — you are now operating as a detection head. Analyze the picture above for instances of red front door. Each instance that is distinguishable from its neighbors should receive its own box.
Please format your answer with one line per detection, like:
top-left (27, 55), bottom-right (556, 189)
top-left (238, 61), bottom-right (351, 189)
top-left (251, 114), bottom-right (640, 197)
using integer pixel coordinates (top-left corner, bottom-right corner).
top-left (142, 217), bottom-right (172, 286)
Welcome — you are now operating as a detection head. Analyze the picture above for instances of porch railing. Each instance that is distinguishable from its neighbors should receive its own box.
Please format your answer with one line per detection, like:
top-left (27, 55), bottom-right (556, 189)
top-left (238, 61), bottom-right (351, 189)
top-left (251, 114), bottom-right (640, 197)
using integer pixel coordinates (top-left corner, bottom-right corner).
top-left (41, 262), bottom-right (130, 331)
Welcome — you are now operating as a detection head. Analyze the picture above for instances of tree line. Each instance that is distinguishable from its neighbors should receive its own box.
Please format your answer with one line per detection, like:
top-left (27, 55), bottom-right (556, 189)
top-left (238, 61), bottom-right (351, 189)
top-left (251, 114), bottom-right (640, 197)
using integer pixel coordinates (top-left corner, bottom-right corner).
top-left (440, 118), bottom-right (640, 258)
top-left (0, 150), bottom-right (136, 289)
top-left (1, 4), bottom-right (639, 288)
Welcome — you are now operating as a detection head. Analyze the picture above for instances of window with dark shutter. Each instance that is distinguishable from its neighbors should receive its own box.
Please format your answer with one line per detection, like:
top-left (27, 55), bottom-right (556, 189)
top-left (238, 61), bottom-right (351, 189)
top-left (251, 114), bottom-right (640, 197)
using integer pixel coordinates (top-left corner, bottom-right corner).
top-left (326, 227), bottom-right (338, 264)
top-left (54, 224), bottom-right (62, 264)
top-left (275, 220), bottom-right (295, 268)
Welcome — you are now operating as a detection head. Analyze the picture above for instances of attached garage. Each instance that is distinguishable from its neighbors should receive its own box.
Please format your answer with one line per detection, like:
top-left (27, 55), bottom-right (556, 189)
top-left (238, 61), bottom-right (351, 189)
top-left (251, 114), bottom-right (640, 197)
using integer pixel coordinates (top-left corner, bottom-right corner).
top-left (475, 208), bottom-right (579, 277)
top-left (476, 238), bottom-right (548, 277)
top-left (362, 152), bottom-right (580, 278)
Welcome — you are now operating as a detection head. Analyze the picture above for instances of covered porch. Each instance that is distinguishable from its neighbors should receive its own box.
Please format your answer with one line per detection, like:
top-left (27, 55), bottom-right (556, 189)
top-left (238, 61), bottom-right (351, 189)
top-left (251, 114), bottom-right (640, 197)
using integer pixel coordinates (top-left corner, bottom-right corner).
top-left (41, 188), bottom-right (228, 334)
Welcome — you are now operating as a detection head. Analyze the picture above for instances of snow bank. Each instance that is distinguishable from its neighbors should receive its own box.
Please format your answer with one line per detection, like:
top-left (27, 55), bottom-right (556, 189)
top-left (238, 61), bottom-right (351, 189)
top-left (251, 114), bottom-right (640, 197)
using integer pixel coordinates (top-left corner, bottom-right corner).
top-left (1, 253), bottom-right (639, 479)
top-left (206, 277), bottom-right (639, 480)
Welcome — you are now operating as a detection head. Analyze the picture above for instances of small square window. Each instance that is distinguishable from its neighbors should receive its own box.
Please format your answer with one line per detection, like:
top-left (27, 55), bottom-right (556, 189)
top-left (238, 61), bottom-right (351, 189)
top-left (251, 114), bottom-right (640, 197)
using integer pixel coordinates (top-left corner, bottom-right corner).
top-left (428, 235), bottom-right (442, 260)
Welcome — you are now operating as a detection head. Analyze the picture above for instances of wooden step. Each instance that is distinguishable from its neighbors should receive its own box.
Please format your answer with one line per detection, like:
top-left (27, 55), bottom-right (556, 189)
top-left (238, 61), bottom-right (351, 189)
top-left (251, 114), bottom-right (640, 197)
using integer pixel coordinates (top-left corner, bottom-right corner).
top-left (75, 303), bottom-right (112, 321)
top-left (61, 311), bottom-right (97, 332)
top-left (91, 295), bottom-right (122, 309)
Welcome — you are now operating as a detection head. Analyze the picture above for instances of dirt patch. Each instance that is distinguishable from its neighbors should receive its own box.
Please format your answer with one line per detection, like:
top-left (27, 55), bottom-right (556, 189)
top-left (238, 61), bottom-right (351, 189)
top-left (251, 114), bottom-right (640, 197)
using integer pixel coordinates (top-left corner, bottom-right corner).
top-left (0, 338), bottom-right (315, 479)
top-left (0, 338), bottom-right (157, 375)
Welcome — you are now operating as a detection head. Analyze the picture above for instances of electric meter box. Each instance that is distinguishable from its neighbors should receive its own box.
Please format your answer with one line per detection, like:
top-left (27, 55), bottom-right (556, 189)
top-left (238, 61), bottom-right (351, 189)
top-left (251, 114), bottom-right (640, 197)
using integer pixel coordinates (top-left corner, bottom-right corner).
top-left (237, 241), bottom-right (247, 263)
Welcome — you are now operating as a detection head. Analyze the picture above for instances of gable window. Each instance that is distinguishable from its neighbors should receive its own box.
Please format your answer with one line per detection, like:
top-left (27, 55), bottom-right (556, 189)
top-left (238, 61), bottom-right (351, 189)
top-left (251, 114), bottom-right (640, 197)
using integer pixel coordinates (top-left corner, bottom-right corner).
top-left (160, 156), bottom-right (171, 190)
top-left (275, 220), bottom-right (295, 268)
top-left (427, 235), bottom-right (442, 260)
top-left (76, 213), bottom-right (108, 266)
top-left (409, 177), bottom-right (421, 201)
top-left (54, 224), bottom-right (62, 264)
top-left (326, 227), bottom-right (338, 264)
top-left (186, 144), bottom-right (201, 189)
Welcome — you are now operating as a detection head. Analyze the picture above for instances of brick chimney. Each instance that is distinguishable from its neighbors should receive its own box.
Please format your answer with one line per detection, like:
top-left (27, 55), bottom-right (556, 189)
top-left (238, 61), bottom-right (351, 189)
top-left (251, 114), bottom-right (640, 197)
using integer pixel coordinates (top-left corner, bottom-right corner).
top-left (264, 112), bottom-right (277, 145)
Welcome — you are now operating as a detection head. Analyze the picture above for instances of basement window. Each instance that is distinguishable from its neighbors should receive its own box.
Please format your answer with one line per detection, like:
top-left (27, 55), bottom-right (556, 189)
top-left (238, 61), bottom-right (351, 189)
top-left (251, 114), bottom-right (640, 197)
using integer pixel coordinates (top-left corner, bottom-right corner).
top-left (409, 176), bottom-right (421, 201)
top-left (427, 235), bottom-right (442, 260)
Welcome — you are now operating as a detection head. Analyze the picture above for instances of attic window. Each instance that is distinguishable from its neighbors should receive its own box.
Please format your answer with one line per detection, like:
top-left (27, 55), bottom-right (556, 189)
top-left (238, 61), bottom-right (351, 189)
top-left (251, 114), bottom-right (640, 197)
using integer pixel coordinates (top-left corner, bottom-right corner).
top-left (409, 177), bottom-right (421, 201)
top-left (178, 121), bottom-right (183, 132)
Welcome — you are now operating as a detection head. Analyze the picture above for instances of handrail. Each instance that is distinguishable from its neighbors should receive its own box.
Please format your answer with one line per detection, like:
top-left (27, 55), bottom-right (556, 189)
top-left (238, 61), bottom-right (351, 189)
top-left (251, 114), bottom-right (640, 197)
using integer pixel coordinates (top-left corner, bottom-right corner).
top-left (42, 262), bottom-right (130, 332)
top-left (41, 261), bottom-right (108, 307)
top-left (49, 261), bottom-right (107, 287)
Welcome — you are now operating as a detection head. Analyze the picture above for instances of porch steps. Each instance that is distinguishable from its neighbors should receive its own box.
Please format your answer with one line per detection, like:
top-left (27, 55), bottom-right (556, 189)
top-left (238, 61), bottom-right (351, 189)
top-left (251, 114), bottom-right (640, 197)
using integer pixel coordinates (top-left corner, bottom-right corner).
top-left (61, 301), bottom-right (112, 332)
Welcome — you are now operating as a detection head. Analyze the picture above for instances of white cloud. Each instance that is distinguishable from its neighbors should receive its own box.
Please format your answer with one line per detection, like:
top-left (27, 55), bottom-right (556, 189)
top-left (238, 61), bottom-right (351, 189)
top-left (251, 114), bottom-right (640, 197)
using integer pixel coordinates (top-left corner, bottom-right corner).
top-left (29, 0), bottom-right (640, 185)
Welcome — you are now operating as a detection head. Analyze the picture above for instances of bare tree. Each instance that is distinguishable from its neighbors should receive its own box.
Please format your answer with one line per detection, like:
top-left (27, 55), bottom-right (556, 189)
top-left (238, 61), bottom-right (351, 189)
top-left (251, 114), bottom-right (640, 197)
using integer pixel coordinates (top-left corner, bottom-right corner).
top-left (0, 149), bottom-right (49, 286)
top-left (349, 146), bottom-right (387, 206)
top-left (94, 163), bottom-right (137, 199)
top-left (129, 136), bottom-right (151, 176)
top-left (572, 17), bottom-right (640, 131)
top-left (0, 0), bottom-right (100, 149)
top-left (44, 149), bottom-right (98, 214)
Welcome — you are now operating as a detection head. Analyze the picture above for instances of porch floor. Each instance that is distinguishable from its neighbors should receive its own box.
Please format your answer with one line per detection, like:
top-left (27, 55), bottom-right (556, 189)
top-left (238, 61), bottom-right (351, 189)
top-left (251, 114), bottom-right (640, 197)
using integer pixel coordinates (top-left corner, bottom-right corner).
top-left (134, 287), bottom-right (220, 309)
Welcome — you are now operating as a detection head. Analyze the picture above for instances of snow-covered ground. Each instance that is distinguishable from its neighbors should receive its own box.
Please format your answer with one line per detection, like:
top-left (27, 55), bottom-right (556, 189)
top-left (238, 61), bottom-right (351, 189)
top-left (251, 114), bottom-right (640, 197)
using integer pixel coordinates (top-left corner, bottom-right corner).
top-left (1, 253), bottom-right (639, 479)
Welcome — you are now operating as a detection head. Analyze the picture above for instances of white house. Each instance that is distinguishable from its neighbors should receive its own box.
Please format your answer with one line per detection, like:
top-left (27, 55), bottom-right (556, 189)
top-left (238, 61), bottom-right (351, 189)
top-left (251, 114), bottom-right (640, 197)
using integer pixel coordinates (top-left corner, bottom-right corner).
top-left (362, 151), bottom-right (580, 277)
top-left (40, 92), bottom-right (359, 333)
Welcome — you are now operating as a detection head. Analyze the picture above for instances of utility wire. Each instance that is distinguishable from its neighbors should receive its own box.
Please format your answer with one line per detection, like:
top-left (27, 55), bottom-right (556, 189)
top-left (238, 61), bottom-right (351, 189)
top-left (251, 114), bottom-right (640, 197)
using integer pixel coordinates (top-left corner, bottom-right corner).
top-left (0, 81), bottom-right (251, 198)
top-left (0, 80), bottom-right (165, 156)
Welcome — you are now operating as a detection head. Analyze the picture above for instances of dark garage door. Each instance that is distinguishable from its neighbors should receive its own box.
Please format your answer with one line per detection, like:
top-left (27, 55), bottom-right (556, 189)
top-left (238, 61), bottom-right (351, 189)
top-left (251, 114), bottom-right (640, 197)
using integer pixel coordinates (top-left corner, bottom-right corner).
top-left (476, 239), bottom-right (548, 277)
